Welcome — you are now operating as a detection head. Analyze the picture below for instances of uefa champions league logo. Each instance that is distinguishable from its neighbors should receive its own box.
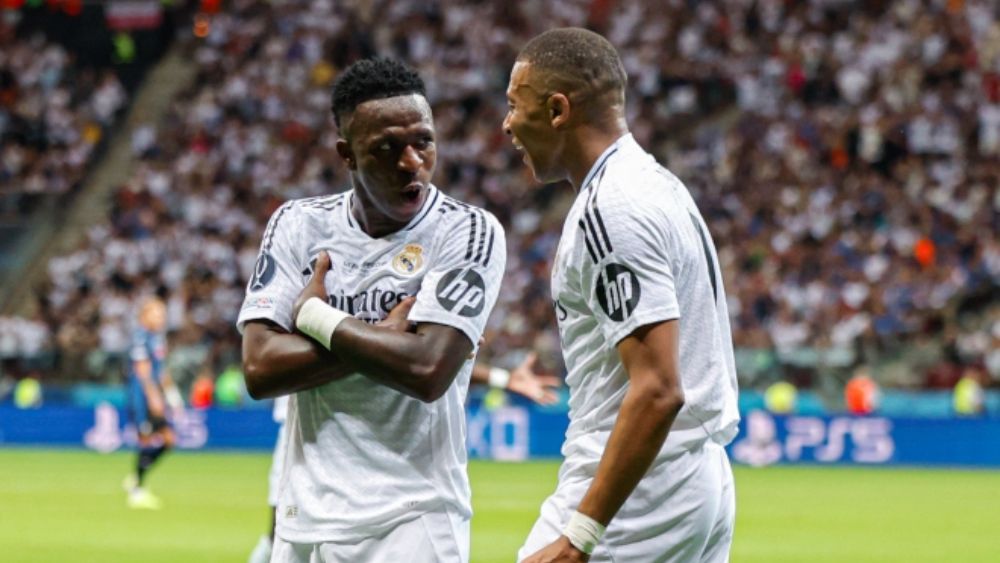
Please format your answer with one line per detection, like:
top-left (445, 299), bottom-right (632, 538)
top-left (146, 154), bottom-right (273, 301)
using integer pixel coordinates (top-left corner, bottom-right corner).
top-left (249, 253), bottom-right (277, 291)
top-left (84, 402), bottom-right (208, 452)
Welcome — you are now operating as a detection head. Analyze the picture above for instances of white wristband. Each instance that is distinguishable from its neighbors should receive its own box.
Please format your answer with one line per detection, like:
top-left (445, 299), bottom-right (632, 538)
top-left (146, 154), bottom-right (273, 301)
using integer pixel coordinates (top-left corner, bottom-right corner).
top-left (488, 367), bottom-right (511, 389)
top-left (563, 511), bottom-right (606, 555)
top-left (295, 297), bottom-right (350, 350)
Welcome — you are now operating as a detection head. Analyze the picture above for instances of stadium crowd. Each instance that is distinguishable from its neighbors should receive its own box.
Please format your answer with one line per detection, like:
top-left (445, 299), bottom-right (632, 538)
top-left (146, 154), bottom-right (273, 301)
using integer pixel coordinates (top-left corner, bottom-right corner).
top-left (0, 17), bottom-right (127, 219)
top-left (1, 0), bottom-right (997, 400)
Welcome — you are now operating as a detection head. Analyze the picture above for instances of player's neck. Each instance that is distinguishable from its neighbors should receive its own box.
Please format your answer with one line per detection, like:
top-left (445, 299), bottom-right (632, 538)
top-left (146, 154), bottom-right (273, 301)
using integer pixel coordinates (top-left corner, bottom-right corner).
top-left (566, 124), bottom-right (629, 191)
top-left (350, 194), bottom-right (408, 238)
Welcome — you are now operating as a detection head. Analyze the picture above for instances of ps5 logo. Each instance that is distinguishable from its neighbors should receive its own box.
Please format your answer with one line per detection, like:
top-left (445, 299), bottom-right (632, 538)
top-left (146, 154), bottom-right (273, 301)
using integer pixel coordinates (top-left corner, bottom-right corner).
top-left (595, 263), bottom-right (640, 322)
top-left (436, 267), bottom-right (486, 317)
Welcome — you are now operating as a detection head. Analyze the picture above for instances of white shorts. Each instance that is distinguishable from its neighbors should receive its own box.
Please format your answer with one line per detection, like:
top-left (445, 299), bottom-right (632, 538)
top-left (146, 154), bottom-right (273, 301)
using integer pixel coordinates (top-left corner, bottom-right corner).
top-left (518, 441), bottom-right (735, 563)
top-left (268, 422), bottom-right (288, 507)
top-left (270, 510), bottom-right (469, 563)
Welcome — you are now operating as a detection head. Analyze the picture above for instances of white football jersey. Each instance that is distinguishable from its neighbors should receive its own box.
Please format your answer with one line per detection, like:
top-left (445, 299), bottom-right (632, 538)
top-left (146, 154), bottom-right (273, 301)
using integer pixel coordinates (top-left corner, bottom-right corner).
top-left (550, 134), bottom-right (739, 483)
top-left (236, 184), bottom-right (506, 544)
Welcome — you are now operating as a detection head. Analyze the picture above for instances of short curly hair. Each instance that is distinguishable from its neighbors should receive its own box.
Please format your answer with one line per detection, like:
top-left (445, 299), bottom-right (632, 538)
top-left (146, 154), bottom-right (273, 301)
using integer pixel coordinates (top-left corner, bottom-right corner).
top-left (330, 57), bottom-right (426, 128)
top-left (517, 28), bottom-right (626, 104)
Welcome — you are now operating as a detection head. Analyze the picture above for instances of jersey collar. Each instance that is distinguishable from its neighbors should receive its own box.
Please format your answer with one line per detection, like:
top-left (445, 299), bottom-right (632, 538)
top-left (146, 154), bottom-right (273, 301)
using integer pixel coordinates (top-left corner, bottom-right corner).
top-left (403, 183), bottom-right (440, 231)
top-left (579, 133), bottom-right (633, 191)
top-left (344, 184), bottom-right (440, 238)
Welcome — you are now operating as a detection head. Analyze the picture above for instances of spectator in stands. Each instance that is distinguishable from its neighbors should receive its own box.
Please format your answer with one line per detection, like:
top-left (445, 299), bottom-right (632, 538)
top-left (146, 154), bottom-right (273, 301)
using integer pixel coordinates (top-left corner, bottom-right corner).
top-left (4, 0), bottom-right (996, 399)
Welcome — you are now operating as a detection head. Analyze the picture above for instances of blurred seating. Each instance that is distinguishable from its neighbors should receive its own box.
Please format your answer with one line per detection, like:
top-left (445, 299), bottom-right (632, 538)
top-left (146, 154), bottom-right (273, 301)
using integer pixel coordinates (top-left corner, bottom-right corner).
top-left (0, 21), bottom-right (127, 217)
top-left (4, 1), bottom-right (996, 394)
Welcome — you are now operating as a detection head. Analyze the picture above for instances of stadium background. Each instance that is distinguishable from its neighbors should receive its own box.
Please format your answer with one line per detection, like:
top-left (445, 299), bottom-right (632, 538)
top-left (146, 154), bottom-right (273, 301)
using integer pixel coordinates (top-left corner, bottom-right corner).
top-left (0, 0), bottom-right (997, 561)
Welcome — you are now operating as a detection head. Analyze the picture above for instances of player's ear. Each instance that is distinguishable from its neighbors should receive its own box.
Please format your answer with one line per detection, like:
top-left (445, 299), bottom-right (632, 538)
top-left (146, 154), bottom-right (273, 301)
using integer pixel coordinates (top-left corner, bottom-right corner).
top-left (335, 138), bottom-right (356, 170)
top-left (547, 93), bottom-right (570, 129)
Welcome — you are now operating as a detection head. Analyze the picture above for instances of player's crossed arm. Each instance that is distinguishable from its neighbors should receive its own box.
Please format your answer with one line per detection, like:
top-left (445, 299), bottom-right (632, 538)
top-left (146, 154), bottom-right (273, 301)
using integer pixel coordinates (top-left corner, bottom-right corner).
top-left (242, 319), bottom-right (355, 400)
top-left (242, 283), bottom-right (417, 400)
top-left (244, 252), bottom-right (474, 403)
top-left (245, 309), bottom-right (560, 404)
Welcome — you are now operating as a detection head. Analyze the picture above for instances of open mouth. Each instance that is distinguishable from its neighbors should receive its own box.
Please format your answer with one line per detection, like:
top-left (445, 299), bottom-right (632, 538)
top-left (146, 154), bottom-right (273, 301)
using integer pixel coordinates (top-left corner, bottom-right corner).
top-left (402, 183), bottom-right (423, 203)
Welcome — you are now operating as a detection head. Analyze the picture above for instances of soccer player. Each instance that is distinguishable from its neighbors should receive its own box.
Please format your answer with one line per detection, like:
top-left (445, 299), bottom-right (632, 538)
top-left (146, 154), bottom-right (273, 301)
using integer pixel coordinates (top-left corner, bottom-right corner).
top-left (238, 57), bottom-right (506, 562)
top-left (250, 293), bottom-right (410, 563)
top-left (248, 354), bottom-right (560, 563)
top-left (123, 297), bottom-right (182, 510)
top-left (504, 29), bottom-right (740, 562)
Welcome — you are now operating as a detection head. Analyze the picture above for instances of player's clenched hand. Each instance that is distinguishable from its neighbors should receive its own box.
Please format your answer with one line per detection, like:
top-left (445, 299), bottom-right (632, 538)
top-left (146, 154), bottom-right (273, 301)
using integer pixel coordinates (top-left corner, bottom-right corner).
top-left (508, 352), bottom-right (562, 405)
top-left (292, 251), bottom-right (331, 322)
top-left (522, 537), bottom-right (589, 563)
top-left (377, 296), bottom-right (416, 333)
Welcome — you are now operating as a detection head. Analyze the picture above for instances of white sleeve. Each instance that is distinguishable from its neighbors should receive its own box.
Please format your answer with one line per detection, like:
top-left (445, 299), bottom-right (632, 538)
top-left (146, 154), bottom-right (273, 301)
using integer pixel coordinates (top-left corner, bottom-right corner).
top-left (236, 202), bottom-right (304, 334)
top-left (580, 188), bottom-right (681, 346)
top-left (408, 209), bottom-right (507, 347)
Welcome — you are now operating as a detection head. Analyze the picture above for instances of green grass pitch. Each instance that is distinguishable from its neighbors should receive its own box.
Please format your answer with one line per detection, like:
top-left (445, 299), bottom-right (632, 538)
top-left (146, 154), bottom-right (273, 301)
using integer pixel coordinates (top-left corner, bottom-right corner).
top-left (1, 449), bottom-right (998, 562)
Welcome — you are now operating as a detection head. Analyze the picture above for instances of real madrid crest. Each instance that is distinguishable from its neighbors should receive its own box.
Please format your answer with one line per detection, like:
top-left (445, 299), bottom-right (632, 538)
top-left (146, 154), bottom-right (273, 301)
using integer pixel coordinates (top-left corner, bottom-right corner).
top-left (392, 244), bottom-right (424, 275)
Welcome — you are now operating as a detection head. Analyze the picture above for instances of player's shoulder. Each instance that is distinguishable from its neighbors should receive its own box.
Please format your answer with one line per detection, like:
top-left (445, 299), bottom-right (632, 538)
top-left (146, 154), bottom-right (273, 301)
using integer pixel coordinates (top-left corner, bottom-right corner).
top-left (263, 193), bottom-right (348, 237)
top-left (578, 157), bottom-right (691, 258)
top-left (436, 193), bottom-right (505, 233)
top-left (595, 153), bottom-right (688, 224)
top-left (434, 192), bottom-right (505, 267)
top-left (602, 153), bottom-right (677, 203)
top-left (285, 192), bottom-right (349, 217)
top-left (130, 329), bottom-right (151, 356)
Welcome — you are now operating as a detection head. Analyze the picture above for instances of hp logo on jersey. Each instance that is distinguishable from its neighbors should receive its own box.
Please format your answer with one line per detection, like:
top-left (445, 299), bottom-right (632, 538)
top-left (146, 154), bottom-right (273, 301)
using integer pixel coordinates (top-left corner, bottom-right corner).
top-left (595, 263), bottom-right (641, 321)
top-left (436, 267), bottom-right (486, 317)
